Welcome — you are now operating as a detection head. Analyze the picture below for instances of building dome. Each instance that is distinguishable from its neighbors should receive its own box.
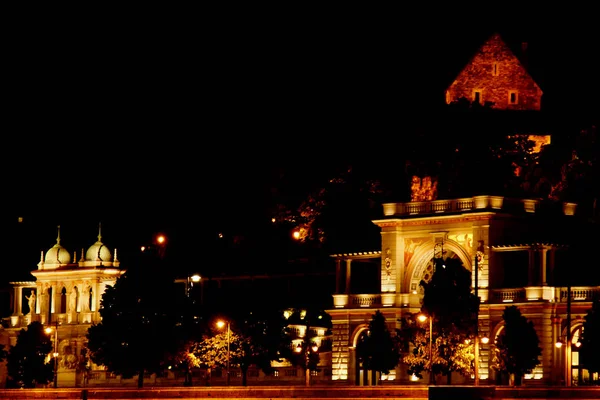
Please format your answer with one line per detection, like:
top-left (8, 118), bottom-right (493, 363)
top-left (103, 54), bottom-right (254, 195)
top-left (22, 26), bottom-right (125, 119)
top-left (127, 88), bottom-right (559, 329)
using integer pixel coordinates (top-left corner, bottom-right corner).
top-left (44, 226), bottom-right (72, 264)
top-left (85, 225), bottom-right (113, 262)
top-left (45, 242), bottom-right (72, 264)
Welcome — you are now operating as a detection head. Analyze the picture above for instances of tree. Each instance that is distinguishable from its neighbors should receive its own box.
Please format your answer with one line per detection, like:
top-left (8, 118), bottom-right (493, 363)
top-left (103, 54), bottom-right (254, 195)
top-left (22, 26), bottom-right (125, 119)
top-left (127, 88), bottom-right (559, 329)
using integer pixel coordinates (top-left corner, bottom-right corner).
top-left (235, 309), bottom-right (289, 386)
top-left (6, 321), bottom-right (53, 388)
top-left (491, 306), bottom-right (541, 385)
top-left (190, 326), bottom-right (243, 386)
top-left (86, 248), bottom-right (188, 388)
top-left (418, 256), bottom-right (479, 384)
top-left (580, 299), bottom-right (600, 374)
top-left (356, 310), bottom-right (400, 385)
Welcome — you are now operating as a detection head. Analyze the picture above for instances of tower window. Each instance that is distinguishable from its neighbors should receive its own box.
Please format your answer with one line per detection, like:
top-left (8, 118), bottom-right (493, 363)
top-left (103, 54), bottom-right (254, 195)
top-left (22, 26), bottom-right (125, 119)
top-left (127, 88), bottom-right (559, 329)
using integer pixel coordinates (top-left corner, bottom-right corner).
top-left (508, 90), bottom-right (518, 105)
top-left (492, 62), bottom-right (499, 76)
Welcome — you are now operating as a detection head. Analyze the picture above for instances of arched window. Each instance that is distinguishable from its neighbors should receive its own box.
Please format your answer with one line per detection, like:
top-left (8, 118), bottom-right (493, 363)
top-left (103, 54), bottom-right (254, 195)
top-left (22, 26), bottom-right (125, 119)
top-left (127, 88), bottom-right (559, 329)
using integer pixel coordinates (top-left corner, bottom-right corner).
top-left (60, 287), bottom-right (67, 314)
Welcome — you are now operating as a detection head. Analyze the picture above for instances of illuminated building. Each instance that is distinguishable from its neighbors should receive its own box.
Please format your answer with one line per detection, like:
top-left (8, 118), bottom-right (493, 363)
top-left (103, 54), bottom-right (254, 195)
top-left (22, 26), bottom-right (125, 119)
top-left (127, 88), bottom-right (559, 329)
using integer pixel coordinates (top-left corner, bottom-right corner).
top-left (1, 225), bottom-right (123, 387)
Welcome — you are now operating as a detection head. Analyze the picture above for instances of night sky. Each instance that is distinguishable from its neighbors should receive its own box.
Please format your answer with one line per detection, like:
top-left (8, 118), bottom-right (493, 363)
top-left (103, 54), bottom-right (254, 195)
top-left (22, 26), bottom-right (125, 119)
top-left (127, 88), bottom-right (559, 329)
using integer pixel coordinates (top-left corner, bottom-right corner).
top-left (3, 7), bottom-right (598, 282)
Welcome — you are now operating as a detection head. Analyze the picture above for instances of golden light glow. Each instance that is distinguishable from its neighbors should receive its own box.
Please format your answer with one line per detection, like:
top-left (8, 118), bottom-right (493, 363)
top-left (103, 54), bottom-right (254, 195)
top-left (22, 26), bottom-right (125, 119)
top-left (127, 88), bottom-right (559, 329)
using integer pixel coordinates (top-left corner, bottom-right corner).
top-left (528, 134), bottom-right (551, 153)
top-left (216, 320), bottom-right (226, 329)
top-left (481, 336), bottom-right (489, 344)
top-left (156, 235), bottom-right (166, 245)
top-left (555, 340), bottom-right (563, 348)
top-left (190, 274), bottom-right (201, 283)
top-left (411, 176), bottom-right (437, 202)
top-left (417, 314), bottom-right (428, 323)
top-left (45, 327), bottom-right (53, 334)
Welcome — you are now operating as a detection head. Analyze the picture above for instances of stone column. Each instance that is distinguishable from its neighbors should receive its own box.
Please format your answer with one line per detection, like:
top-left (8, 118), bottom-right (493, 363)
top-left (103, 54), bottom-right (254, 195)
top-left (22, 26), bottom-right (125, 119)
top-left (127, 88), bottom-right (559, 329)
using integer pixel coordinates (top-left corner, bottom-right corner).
top-left (335, 259), bottom-right (342, 294)
top-left (345, 259), bottom-right (352, 294)
top-left (14, 286), bottom-right (23, 315)
top-left (528, 247), bottom-right (536, 286)
top-left (540, 247), bottom-right (548, 285)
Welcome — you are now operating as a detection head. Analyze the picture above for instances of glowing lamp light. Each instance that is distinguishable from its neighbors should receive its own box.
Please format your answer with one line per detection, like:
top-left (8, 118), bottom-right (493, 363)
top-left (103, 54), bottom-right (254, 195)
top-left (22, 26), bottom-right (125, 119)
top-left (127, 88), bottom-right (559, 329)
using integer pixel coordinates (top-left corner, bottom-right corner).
top-left (190, 274), bottom-right (201, 283)
top-left (555, 340), bottom-right (564, 348)
top-left (292, 230), bottom-right (301, 240)
top-left (481, 336), bottom-right (490, 344)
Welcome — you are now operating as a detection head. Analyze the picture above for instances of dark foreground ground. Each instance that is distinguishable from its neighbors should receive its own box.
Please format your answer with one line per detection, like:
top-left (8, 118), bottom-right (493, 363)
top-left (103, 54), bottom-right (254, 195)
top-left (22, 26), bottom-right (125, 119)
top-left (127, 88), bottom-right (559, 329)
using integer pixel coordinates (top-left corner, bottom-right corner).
top-left (0, 385), bottom-right (598, 400)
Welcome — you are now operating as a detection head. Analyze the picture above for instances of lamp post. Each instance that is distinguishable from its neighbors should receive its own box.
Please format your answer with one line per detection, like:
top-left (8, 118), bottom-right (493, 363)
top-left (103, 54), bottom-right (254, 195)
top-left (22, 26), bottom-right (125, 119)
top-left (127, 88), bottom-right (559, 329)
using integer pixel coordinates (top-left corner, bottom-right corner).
top-left (474, 250), bottom-right (482, 386)
top-left (295, 341), bottom-right (319, 386)
top-left (45, 321), bottom-right (58, 388)
top-left (217, 320), bottom-right (231, 386)
top-left (418, 314), bottom-right (434, 385)
top-left (555, 285), bottom-right (572, 386)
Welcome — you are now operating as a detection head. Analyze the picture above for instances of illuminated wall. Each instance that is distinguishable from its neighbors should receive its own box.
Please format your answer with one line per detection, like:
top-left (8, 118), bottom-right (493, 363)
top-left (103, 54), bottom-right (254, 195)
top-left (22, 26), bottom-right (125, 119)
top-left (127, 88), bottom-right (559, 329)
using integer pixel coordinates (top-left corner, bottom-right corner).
top-left (446, 33), bottom-right (542, 110)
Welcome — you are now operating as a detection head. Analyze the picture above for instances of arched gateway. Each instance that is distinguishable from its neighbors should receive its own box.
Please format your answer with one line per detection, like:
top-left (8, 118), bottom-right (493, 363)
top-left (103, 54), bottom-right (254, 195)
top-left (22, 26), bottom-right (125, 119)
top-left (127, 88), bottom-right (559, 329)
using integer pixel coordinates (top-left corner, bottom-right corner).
top-left (326, 195), bottom-right (599, 386)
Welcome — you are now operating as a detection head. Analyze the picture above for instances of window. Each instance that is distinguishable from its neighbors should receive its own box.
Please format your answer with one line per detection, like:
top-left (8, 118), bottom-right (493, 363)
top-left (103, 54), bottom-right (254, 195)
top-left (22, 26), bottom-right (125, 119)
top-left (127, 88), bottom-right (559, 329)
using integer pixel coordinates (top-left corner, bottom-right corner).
top-left (473, 90), bottom-right (482, 104)
top-left (508, 90), bottom-right (518, 105)
top-left (492, 62), bottom-right (499, 76)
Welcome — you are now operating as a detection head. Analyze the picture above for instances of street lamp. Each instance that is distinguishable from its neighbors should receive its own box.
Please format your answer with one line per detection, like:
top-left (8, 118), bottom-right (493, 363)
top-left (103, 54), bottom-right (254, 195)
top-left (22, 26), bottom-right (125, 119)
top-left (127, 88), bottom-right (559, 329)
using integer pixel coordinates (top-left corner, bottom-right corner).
top-left (295, 341), bottom-right (319, 386)
top-left (187, 274), bottom-right (201, 298)
top-left (45, 321), bottom-right (59, 388)
top-left (216, 320), bottom-right (231, 386)
top-left (418, 313), bottom-right (434, 385)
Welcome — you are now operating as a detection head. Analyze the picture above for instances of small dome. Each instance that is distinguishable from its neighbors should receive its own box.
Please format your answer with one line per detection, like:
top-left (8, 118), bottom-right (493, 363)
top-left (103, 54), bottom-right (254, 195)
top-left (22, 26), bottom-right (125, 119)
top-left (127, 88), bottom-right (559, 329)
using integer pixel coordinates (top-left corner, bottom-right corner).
top-left (45, 242), bottom-right (72, 264)
top-left (85, 225), bottom-right (112, 262)
top-left (44, 226), bottom-right (71, 264)
top-left (85, 240), bottom-right (113, 262)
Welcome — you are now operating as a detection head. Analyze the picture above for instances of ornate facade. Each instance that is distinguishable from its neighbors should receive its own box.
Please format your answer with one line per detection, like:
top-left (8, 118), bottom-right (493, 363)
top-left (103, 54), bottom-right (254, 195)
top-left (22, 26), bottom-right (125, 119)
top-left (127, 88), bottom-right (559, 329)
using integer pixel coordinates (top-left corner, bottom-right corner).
top-left (2, 225), bottom-right (123, 387)
top-left (326, 196), bottom-right (598, 386)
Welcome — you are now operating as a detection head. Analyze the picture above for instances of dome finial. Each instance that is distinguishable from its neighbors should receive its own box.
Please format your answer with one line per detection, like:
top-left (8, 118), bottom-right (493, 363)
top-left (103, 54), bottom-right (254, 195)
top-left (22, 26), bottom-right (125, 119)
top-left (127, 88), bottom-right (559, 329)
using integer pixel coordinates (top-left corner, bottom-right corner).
top-left (98, 222), bottom-right (102, 242)
top-left (56, 225), bottom-right (61, 245)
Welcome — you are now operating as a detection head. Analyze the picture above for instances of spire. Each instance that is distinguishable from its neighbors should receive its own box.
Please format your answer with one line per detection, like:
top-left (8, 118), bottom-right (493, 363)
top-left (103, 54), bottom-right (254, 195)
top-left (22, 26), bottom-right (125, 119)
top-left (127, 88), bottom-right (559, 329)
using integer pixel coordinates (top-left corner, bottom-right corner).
top-left (56, 225), bottom-right (61, 245)
top-left (97, 222), bottom-right (102, 242)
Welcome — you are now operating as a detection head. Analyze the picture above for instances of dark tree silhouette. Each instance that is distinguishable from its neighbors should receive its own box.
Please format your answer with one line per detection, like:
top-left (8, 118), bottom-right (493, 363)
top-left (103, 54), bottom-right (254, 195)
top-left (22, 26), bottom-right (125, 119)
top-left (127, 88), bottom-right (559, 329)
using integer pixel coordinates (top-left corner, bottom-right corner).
top-left (491, 305), bottom-right (541, 385)
top-left (356, 310), bottom-right (400, 385)
top-left (236, 309), bottom-right (290, 386)
top-left (86, 248), bottom-right (188, 388)
top-left (420, 256), bottom-right (479, 383)
top-left (580, 299), bottom-right (600, 375)
top-left (6, 321), bottom-right (53, 388)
